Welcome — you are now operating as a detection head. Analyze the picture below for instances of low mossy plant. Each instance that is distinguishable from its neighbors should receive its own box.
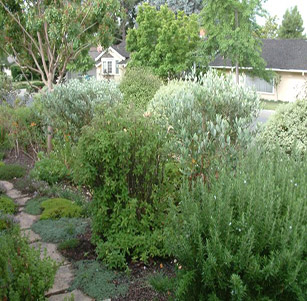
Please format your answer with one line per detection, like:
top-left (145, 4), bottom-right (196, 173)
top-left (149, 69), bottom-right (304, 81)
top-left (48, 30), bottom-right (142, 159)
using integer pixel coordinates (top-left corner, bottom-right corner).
top-left (31, 218), bottom-right (89, 243)
top-left (58, 238), bottom-right (80, 251)
top-left (0, 161), bottom-right (4, 167)
top-left (0, 164), bottom-right (26, 180)
top-left (40, 198), bottom-right (82, 220)
top-left (24, 196), bottom-right (48, 215)
top-left (70, 260), bottom-right (128, 300)
top-left (0, 195), bottom-right (17, 214)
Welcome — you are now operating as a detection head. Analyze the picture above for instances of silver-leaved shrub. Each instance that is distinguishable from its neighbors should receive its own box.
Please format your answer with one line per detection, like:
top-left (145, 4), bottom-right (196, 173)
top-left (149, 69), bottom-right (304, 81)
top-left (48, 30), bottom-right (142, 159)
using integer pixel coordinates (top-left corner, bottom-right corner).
top-left (257, 99), bottom-right (307, 155)
top-left (147, 69), bottom-right (260, 180)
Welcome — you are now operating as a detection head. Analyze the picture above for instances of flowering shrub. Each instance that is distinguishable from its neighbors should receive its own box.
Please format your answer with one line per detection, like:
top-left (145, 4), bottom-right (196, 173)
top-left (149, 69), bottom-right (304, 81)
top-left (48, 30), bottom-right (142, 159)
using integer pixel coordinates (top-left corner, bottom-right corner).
top-left (148, 70), bottom-right (260, 181)
top-left (257, 99), bottom-right (307, 155)
top-left (165, 148), bottom-right (307, 300)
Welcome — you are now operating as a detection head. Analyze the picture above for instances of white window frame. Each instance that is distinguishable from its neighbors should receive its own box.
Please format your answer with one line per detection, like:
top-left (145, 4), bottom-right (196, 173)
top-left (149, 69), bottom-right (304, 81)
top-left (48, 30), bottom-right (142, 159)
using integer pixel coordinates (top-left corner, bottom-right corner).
top-left (115, 60), bottom-right (120, 74)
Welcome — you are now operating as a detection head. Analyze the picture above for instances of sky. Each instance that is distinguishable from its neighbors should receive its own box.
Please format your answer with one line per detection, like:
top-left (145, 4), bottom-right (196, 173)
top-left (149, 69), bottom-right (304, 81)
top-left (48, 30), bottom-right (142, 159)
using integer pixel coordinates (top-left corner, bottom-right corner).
top-left (258, 0), bottom-right (307, 33)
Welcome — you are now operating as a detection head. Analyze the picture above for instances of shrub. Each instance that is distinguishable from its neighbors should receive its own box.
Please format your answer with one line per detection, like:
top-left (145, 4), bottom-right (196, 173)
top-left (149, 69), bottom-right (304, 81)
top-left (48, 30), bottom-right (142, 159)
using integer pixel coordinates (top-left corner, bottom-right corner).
top-left (25, 196), bottom-right (48, 215)
top-left (0, 226), bottom-right (57, 300)
top-left (257, 99), bottom-right (307, 155)
top-left (165, 149), bottom-right (307, 300)
top-left (0, 212), bottom-right (17, 231)
top-left (0, 195), bottom-right (17, 214)
top-left (70, 260), bottom-right (128, 299)
top-left (0, 164), bottom-right (26, 180)
top-left (74, 105), bottom-right (173, 268)
top-left (40, 198), bottom-right (82, 220)
top-left (147, 70), bottom-right (260, 181)
top-left (31, 218), bottom-right (89, 243)
top-left (41, 77), bottom-right (122, 141)
top-left (58, 238), bottom-right (80, 251)
top-left (119, 67), bottom-right (163, 109)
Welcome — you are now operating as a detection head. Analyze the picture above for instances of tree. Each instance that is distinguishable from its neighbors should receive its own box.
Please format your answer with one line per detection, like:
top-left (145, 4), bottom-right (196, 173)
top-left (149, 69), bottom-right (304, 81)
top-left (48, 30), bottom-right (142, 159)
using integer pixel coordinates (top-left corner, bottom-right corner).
top-left (278, 6), bottom-right (305, 39)
top-left (127, 3), bottom-right (200, 78)
top-left (147, 0), bottom-right (204, 14)
top-left (258, 15), bottom-right (279, 39)
top-left (201, 0), bottom-right (268, 84)
top-left (0, 0), bottom-right (119, 151)
top-left (0, 0), bottom-right (119, 91)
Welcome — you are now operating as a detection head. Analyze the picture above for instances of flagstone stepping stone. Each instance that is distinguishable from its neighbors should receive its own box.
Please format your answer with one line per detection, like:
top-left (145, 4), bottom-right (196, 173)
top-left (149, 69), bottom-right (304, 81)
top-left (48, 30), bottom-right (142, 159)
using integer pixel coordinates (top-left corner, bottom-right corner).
top-left (46, 265), bottom-right (74, 296)
top-left (15, 196), bottom-right (31, 206)
top-left (0, 180), bottom-right (13, 191)
top-left (31, 241), bottom-right (67, 265)
top-left (6, 189), bottom-right (25, 199)
top-left (21, 229), bottom-right (41, 243)
top-left (16, 212), bottom-right (38, 229)
top-left (48, 289), bottom-right (94, 301)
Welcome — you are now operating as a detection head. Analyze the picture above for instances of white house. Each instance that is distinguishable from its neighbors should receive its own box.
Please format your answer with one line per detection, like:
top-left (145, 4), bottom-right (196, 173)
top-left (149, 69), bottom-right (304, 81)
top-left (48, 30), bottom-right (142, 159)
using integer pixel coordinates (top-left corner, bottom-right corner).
top-left (95, 41), bottom-right (130, 81)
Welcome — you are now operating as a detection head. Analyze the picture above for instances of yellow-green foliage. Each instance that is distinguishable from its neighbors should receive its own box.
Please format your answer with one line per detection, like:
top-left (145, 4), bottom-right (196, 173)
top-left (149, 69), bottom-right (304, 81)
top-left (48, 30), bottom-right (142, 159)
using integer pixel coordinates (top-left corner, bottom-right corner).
top-left (0, 195), bottom-right (17, 214)
top-left (0, 162), bottom-right (4, 167)
top-left (40, 198), bottom-right (82, 220)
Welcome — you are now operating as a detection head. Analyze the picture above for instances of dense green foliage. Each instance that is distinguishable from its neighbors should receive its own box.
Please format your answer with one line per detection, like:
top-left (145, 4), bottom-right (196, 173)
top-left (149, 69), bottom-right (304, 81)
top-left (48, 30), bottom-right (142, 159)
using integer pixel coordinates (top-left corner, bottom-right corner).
top-left (0, 226), bottom-right (57, 300)
top-left (148, 70), bottom-right (259, 180)
top-left (0, 195), bottom-right (16, 214)
top-left (119, 67), bottom-right (163, 109)
top-left (41, 78), bottom-right (122, 140)
top-left (70, 260), bottom-right (128, 299)
top-left (40, 198), bottom-right (82, 220)
top-left (0, 163), bottom-right (26, 180)
top-left (32, 218), bottom-right (89, 243)
top-left (257, 99), bottom-right (307, 155)
top-left (278, 5), bottom-right (305, 39)
top-left (58, 238), bottom-right (80, 251)
top-left (127, 4), bottom-right (200, 78)
top-left (165, 149), bottom-right (307, 300)
top-left (201, 0), bottom-right (268, 81)
top-left (74, 105), bottom-right (174, 268)
top-left (24, 197), bottom-right (48, 215)
top-left (148, 0), bottom-right (203, 14)
top-left (258, 15), bottom-right (279, 39)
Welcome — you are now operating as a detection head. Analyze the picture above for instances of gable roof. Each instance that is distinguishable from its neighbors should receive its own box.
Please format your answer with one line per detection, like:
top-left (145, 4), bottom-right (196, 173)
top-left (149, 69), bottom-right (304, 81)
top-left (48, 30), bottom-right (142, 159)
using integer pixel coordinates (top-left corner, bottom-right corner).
top-left (210, 39), bottom-right (307, 72)
top-left (111, 41), bottom-right (130, 59)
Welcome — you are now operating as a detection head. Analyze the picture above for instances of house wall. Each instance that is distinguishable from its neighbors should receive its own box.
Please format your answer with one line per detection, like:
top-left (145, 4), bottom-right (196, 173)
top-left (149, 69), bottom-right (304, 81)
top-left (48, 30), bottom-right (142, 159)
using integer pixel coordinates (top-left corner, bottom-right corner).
top-left (221, 69), bottom-right (306, 102)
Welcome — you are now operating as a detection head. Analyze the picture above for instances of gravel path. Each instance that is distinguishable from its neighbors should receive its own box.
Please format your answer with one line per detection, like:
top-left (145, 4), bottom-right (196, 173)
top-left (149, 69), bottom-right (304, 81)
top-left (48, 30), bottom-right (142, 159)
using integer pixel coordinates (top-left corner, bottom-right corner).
top-left (0, 180), bottom-right (93, 301)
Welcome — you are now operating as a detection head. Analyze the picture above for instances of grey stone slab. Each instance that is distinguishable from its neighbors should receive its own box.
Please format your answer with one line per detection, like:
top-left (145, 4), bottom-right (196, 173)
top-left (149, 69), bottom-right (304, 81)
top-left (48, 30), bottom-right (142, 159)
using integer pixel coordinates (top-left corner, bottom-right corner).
top-left (0, 180), bottom-right (13, 191)
top-left (6, 189), bottom-right (24, 199)
top-left (48, 290), bottom-right (93, 301)
top-left (16, 212), bottom-right (38, 229)
top-left (47, 265), bottom-right (74, 296)
top-left (15, 196), bottom-right (31, 206)
top-left (21, 229), bottom-right (41, 243)
top-left (31, 242), bottom-right (67, 265)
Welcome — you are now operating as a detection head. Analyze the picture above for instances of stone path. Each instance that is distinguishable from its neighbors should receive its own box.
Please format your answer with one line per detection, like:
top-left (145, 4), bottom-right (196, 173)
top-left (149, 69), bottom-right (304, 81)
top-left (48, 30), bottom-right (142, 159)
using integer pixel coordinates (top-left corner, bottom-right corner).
top-left (0, 180), bottom-right (94, 301)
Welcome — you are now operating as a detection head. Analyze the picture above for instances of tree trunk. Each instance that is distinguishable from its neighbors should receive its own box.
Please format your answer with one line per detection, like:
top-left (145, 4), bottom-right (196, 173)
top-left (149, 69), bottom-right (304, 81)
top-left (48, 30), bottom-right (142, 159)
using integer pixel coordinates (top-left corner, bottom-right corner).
top-left (47, 75), bottom-right (53, 153)
top-left (235, 9), bottom-right (239, 84)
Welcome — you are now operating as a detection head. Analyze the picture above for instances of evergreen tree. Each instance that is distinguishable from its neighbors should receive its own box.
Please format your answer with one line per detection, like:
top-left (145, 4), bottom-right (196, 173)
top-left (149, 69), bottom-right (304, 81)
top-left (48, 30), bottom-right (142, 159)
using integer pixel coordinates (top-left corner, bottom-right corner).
top-left (278, 6), bottom-right (305, 39)
top-left (258, 15), bottom-right (279, 39)
top-left (147, 0), bottom-right (203, 15)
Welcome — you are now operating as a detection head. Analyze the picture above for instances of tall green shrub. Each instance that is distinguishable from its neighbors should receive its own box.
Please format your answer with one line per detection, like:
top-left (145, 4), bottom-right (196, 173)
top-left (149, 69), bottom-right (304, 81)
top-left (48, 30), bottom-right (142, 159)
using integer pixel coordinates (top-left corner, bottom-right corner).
top-left (148, 70), bottom-right (260, 181)
top-left (74, 105), bottom-right (173, 268)
top-left (165, 149), bottom-right (307, 300)
top-left (119, 67), bottom-right (163, 109)
top-left (257, 99), bottom-right (307, 155)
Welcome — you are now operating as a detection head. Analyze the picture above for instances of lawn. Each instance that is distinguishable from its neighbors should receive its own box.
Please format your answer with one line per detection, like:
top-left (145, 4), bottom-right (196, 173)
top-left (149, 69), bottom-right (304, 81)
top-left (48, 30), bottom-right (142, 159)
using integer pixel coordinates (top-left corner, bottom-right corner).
top-left (260, 99), bottom-right (288, 110)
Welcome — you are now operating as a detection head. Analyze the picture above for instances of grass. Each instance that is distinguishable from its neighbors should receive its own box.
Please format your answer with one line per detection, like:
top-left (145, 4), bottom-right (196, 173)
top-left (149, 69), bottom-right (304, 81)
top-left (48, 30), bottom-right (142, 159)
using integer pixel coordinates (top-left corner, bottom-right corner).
top-left (260, 99), bottom-right (288, 110)
top-left (0, 164), bottom-right (26, 180)
top-left (70, 260), bottom-right (128, 300)
top-left (31, 218), bottom-right (89, 243)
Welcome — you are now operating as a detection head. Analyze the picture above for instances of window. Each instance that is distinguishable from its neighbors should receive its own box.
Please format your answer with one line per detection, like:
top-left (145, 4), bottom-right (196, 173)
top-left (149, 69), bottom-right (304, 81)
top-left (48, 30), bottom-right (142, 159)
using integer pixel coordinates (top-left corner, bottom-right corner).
top-left (116, 60), bottom-right (119, 74)
top-left (245, 75), bottom-right (274, 93)
top-left (103, 61), bottom-right (107, 74)
top-left (108, 61), bottom-right (113, 74)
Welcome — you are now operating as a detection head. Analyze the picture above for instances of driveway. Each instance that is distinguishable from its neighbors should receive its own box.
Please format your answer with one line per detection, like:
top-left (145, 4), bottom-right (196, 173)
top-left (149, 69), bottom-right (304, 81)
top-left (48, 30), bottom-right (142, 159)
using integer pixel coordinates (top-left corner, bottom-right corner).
top-left (256, 110), bottom-right (276, 123)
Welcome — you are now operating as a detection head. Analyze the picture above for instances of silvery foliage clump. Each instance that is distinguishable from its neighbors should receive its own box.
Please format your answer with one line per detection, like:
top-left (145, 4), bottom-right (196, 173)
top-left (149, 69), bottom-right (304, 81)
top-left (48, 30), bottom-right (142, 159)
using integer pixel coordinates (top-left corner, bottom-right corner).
top-left (147, 69), bottom-right (260, 177)
top-left (42, 77), bottom-right (122, 140)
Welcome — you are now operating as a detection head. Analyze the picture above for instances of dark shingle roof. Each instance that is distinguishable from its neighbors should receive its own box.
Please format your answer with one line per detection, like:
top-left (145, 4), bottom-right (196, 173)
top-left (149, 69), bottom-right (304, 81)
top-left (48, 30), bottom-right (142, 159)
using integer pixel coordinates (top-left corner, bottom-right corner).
top-left (210, 39), bottom-right (307, 71)
top-left (89, 47), bottom-right (100, 60)
top-left (112, 41), bottom-right (130, 59)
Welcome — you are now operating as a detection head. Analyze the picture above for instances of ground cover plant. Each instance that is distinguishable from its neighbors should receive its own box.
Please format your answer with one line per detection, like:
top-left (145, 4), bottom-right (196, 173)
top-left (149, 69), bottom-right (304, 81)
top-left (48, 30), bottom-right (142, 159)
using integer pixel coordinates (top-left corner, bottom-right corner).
top-left (0, 225), bottom-right (57, 300)
top-left (40, 198), bottom-right (82, 220)
top-left (165, 148), bottom-right (307, 300)
top-left (0, 163), bottom-right (26, 180)
top-left (31, 218), bottom-right (89, 243)
top-left (257, 99), bottom-right (307, 155)
top-left (119, 67), bottom-right (163, 109)
top-left (73, 104), bottom-right (176, 268)
top-left (0, 194), bottom-right (17, 214)
top-left (70, 260), bottom-right (129, 300)
top-left (24, 196), bottom-right (48, 215)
